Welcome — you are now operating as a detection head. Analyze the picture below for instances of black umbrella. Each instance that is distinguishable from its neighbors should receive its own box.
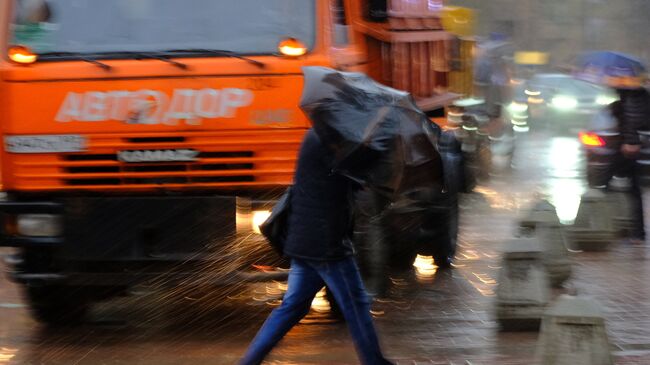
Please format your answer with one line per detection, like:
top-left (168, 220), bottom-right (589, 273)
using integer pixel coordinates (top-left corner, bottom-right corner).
top-left (299, 66), bottom-right (444, 198)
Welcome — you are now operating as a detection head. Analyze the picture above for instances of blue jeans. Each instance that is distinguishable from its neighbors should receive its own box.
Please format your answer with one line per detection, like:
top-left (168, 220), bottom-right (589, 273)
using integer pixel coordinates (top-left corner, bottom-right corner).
top-left (240, 257), bottom-right (393, 365)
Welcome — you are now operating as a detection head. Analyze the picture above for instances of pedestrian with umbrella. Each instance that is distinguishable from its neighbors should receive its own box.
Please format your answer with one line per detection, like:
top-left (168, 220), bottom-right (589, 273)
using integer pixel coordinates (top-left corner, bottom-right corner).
top-left (241, 66), bottom-right (456, 364)
top-left (239, 67), bottom-right (395, 365)
top-left (575, 51), bottom-right (650, 243)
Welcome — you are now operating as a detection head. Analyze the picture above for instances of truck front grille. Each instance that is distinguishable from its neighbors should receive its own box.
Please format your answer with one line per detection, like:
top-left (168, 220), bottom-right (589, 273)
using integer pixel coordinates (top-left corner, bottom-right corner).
top-left (9, 130), bottom-right (303, 191)
top-left (61, 151), bottom-right (255, 186)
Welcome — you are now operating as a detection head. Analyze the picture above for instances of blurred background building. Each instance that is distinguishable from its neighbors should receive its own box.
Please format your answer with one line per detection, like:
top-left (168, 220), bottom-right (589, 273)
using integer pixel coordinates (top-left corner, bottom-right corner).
top-left (448, 0), bottom-right (650, 67)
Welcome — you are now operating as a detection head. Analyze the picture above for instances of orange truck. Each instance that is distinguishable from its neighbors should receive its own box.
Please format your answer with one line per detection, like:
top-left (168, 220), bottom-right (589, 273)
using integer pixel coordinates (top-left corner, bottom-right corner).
top-left (0, 0), bottom-right (471, 323)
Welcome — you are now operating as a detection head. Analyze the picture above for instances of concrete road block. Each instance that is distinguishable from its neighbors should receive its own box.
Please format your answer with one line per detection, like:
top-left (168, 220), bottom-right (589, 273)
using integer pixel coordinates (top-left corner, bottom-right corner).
top-left (537, 221), bottom-right (572, 288)
top-left (566, 189), bottom-right (615, 251)
top-left (608, 191), bottom-right (636, 237)
top-left (537, 295), bottom-right (613, 365)
top-left (519, 199), bottom-right (560, 237)
top-left (606, 176), bottom-right (636, 236)
top-left (496, 237), bottom-right (550, 331)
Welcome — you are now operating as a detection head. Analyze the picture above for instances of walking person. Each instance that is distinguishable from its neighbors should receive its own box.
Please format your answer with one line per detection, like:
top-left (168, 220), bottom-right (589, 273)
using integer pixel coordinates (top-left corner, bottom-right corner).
top-left (617, 87), bottom-right (650, 243)
top-left (240, 129), bottom-right (393, 365)
top-left (604, 97), bottom-right (645, 243)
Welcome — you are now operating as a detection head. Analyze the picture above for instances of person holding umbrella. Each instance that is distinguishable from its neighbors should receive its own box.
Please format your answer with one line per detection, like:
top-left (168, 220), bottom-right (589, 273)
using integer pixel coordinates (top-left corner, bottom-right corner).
top-left (576, 51), bottom-right (650, 242)
top-left (617, 83), bottom-right (650, 243)
top-left (239, 129), bottom-right (393, 363)
top-left (242, 65), bottom-right (456, 364)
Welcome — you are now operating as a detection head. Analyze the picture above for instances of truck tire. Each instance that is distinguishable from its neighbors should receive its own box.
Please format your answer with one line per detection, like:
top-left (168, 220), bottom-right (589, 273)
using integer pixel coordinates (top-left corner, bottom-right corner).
top-left (24, 285), bottom-right (90, 326)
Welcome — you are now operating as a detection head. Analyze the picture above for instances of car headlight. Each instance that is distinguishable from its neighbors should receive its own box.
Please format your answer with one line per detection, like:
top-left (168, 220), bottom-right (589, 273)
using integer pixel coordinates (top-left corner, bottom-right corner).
top-left (16, 214), bottom-right (63, 237)
top-left (596, 95), bottom-right (618, 105)
top-left (508, 101), bottom-right (529, 113)
top-left (551, 96), bottom-right (577, 110)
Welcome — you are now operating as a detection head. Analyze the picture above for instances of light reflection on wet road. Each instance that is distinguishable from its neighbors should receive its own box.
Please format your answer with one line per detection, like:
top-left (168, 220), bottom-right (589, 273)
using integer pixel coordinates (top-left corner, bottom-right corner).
top-left (2, 129), bottom-right (650, 364)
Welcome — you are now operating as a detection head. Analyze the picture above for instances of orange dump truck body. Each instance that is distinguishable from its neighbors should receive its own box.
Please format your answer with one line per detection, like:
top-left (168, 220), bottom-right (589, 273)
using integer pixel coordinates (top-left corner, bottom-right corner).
top-left (0, 1), bottom-right (469, 317)
top-left (2, 69), bottom-right (311, 192)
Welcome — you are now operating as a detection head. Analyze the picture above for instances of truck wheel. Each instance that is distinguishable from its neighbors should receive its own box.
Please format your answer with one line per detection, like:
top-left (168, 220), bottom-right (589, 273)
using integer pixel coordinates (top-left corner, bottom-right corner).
top-left (24, 285), bottom-right (90, 326)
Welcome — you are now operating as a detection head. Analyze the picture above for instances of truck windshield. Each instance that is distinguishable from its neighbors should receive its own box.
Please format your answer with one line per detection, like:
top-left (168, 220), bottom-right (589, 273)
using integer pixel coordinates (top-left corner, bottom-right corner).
top-left (11, 0), bottom-right (316, 57)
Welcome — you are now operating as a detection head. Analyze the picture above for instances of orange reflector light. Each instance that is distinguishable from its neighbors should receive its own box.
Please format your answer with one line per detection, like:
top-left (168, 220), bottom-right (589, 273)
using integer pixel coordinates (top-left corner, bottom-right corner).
top-left (579, 132), bottom-right (605, 147)
top-left (278, 38), bottom-right (307, 57)
top-left (8, 45), bottom-right (38, 64)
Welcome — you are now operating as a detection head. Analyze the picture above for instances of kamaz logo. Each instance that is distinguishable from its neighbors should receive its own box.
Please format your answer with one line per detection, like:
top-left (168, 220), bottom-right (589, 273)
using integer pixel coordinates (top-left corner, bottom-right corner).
top-left (118, 149), bottom-right (199, 163)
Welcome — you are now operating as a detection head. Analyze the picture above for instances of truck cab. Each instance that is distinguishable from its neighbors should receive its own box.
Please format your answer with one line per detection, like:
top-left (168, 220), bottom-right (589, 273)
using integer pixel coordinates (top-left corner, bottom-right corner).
top-left (0, 0), bottom-right (471, 324)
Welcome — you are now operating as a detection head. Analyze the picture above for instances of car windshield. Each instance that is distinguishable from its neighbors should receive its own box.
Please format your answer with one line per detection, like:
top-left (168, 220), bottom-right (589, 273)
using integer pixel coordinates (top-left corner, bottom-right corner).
top-left (10, 0), bottom-right (316, 56)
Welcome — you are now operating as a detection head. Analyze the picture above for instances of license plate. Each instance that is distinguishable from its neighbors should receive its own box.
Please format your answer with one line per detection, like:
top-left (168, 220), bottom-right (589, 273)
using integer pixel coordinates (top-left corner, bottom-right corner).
top-left (5, 135), bottom-right (86, 153)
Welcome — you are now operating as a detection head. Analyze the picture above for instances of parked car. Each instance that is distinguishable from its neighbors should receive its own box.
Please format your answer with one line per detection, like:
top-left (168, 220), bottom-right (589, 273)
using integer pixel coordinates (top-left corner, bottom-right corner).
top-left (579, 106), bottom-right (623, 188)
top-left (510, 73), bottom-right (618, 133)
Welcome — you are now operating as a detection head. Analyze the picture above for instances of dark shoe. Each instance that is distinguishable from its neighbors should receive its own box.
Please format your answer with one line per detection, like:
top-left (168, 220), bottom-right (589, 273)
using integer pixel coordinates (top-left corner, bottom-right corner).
top-left (434, 256), bottom-right (453, 270)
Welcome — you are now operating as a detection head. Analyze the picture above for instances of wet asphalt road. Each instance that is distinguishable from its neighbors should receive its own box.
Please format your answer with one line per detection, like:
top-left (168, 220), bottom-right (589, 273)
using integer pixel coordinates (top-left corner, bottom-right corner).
top-left (2, 127), bottom-right (650, 365)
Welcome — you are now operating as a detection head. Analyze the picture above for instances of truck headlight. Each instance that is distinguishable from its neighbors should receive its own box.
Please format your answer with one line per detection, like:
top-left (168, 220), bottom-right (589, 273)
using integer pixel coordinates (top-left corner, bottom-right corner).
top-left (16, 214), bottom-right (63, 237)
top-left (252, 210), bottom-right (272, 234)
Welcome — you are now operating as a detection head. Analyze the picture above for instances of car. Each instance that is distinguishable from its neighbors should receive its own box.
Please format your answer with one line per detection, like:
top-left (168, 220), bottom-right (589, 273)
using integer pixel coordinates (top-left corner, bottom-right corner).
top-left (580, 91), bottom-right (650, 189)
top-left (508, 73), bottom-right (618, 133)
top-left (579, 106), bottom-right (623, 188)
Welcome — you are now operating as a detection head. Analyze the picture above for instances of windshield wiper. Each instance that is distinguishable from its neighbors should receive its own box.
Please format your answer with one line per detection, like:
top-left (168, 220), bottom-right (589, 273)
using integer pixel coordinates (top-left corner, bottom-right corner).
top-left (162, 49), bottom-right (266, 69)
top-left (38, 49), bottom-right (266, 70)
top-left (129, 52), bottom-right (189, 70)
top-left (38, 51), bottom-right (189, 70)
top-left (38, 52), bottom-right (112, 71)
